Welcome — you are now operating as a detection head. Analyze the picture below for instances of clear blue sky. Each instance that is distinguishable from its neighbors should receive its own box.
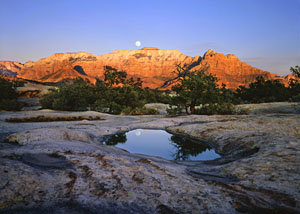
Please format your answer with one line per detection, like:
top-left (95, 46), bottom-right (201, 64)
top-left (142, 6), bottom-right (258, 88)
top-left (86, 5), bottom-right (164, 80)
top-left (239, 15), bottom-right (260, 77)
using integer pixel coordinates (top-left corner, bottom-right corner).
top-left (0, 0), bottom-right (299, 75)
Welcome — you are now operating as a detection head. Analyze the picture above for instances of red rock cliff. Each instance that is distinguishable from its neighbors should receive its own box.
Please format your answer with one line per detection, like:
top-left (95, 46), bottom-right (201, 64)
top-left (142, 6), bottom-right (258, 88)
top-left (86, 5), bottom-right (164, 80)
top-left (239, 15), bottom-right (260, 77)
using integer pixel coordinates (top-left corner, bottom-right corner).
top-left (194, 49), bottom-right (277, 88)
top-left (0, 48), bottom-right (283, 88)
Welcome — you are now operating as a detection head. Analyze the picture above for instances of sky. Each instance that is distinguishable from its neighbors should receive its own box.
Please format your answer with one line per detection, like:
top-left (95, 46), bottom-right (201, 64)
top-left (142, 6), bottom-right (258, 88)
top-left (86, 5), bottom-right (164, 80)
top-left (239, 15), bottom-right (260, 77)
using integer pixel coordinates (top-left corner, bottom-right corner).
top-left (0, 0), bottom-right (299, 75)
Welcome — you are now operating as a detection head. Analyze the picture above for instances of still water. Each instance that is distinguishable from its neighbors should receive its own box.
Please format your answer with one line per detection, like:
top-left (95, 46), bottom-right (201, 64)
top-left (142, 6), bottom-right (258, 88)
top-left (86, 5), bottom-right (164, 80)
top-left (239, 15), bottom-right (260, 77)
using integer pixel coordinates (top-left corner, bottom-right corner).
top-left (105, 129), bottom-right (220, 161)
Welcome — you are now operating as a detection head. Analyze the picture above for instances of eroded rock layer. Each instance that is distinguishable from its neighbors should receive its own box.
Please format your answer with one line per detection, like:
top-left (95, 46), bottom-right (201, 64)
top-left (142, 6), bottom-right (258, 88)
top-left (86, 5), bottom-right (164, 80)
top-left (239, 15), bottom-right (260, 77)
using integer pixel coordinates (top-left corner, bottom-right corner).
top-left (0, 110), bottom-right (299, 213)
top-left (0, 48), bottom-right (286, 88)
top-left (195, 49), bottom-right (278, 88)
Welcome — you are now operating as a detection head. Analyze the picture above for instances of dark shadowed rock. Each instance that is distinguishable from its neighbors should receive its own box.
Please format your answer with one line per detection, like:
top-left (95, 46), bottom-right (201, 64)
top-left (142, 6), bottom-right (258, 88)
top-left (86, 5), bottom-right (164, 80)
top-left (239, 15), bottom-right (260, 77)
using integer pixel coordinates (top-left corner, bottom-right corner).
top-left (20, 153), bottom-right (73, 169)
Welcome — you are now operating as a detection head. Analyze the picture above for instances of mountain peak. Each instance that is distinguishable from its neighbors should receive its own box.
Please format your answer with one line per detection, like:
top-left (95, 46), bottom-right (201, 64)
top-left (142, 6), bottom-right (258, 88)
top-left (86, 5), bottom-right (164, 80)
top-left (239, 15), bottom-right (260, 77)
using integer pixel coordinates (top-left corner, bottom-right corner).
top-left (141, 47), bottom-right (159, 50)
top-left (0, 48), bottom-right (281, 89)
top-left (204, 49), bottom-right (217, 57)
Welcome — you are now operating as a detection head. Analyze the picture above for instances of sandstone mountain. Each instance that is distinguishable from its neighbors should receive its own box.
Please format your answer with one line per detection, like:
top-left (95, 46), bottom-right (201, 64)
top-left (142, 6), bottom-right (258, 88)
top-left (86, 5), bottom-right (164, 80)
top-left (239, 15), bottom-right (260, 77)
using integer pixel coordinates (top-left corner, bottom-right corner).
top-left (0, 48), bottom-right (283, 88)
top-left (194, 49), bottom-right (278, 88)
top-left (0, 61), bottom-right (24, 77)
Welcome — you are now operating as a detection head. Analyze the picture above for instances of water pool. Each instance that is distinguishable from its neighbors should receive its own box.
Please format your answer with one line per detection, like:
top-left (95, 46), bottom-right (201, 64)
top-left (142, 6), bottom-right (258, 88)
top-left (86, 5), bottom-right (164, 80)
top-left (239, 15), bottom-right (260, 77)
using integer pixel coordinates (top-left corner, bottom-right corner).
top-left (105, 129), bottom-right (220, 161)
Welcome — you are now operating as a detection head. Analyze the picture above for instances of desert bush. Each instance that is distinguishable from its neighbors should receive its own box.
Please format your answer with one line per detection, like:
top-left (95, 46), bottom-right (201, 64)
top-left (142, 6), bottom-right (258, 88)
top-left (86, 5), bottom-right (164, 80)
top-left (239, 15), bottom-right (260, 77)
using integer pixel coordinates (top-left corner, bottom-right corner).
top-left (169, 64), bottom-right (228, 115)
top-left (219, 84), bottom-right (239, 104)
top-left (40, 67), bottom-right (147, 113)
top-left (288, 79), bottom-right (300, 101)
top-left (121, 107), bottom-right (158, 115)
top-left (0, 99), bottom-right (23, 111)
top-left (0, 77), bottom-right (23, 111)
top-left (39, 89), bottom-right (59, 109)
top-left (12, 80), bottom-right (25, 87)
top-left (91, 99), bottom-right (110, 113)
top-left (91, 67), bottom-right (153, 114)
top-left (92, 83), bottom-right (143, 114)
top-left (195, 103), bottom-right (236, 115)
top-left (235, 76), bottom-right (290, 103)
top-left (141, 87), bottom-right (171, 104)
top-left (0, 77), bottom-right (18, 100)
top-left (40, 66), bottom-right (172, 114)
top-left (294, 94), bottom-right (300, 102)
top-left (235, 70), bottom-right (300, 104)
top-left (166, 105), bottom-right (184, 116)
top-left (40, 78), bottom-right (94, 111)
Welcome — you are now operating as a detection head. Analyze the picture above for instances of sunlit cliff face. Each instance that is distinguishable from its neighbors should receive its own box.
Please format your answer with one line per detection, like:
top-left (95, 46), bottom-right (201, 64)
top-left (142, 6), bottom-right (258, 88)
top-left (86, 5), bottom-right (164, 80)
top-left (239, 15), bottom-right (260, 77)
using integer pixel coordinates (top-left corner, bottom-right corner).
top-left (0, 48), bottom-right (282, 89)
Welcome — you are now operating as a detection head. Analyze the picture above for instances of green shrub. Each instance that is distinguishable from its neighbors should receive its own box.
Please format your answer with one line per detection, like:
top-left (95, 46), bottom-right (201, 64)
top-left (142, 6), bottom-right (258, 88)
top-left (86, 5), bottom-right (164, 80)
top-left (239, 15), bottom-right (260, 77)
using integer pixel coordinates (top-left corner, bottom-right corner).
top-left (170, 65), bottom-right (223, 114)
top-left (108, 103), bottom-right (123, 114)
top-left (0, 99), bottom-right (23, 111)
top-left (0, 78), bottom-right (17, 100)
top-left (121, 107), bottom-right (158, 115)
top-left (236, 76), bottom-right (290, 103)
top-left (141, 88), bottom-right (171, 104)
top-left (289, 79), bottom-right (300, 101)
top-left (92, 69), bottom-right (145, 114)
top-left (166, 105), bottom-right (184, 116)
top-left (91, 99), bottom-right (110, 113)
top-left (0, 77), bottom-right (23, 111)
top-left (40, 78), bottom-right (94, 111)
top-left (40, 67), bottom-right (172, 114)
top-left (294, 94), bottom-right (300, 102)
top-left (195, 103), bottom-right (236, 115)
top-left (12, 80), bottom-right (25, 87)
top-left (39, 89), bottom-right (58, 109)
top-left (292, 93), bottom-right (300, 113)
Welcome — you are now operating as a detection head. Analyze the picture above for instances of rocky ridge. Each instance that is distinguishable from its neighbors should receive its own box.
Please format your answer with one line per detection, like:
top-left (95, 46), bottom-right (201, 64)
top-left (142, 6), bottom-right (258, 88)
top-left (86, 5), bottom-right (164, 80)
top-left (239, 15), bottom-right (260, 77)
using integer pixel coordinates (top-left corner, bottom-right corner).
top-left (194, 49), bottom-right (278, 88)
top-left (0, 48), bottom-right (285, 88)
top-left (0, 61), bottom-right (24, 77)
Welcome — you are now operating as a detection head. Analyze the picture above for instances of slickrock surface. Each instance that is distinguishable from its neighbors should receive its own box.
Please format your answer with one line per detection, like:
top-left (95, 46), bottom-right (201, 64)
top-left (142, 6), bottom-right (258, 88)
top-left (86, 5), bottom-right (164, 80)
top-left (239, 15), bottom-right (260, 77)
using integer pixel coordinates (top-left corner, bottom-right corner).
top-left (0, 110), bottom-right (299, 213)
top-left (236, 102), bottom-right (300, 115)
top-left (0, 48), bottom-right (286, 88)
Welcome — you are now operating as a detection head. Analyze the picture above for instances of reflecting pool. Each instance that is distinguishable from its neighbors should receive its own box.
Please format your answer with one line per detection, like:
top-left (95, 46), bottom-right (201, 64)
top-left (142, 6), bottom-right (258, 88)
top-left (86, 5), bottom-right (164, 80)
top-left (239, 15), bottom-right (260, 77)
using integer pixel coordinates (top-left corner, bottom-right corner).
top-left (105, 129), bottom-right (220, 161)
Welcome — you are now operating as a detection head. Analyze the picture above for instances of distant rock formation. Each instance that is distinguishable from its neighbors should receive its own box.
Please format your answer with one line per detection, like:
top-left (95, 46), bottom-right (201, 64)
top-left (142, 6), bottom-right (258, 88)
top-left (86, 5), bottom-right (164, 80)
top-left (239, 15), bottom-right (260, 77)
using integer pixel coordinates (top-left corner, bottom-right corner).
top-left (141, 47), bottom-right (160, 50)
top-left (0, 61), bottom-right (24, 77)
top-left (18, 52), bottom-right (97, 83)
top-left (193, 49), bottom-right (277, 88)
top-left (0, 48), bottom-right (288, 88)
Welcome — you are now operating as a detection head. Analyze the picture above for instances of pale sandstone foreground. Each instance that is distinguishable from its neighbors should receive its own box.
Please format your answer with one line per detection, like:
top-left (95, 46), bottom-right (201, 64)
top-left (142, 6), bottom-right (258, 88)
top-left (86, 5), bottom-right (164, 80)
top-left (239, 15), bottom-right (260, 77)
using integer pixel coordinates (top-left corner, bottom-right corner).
top-left (0, 110), bottom-right (299, 213)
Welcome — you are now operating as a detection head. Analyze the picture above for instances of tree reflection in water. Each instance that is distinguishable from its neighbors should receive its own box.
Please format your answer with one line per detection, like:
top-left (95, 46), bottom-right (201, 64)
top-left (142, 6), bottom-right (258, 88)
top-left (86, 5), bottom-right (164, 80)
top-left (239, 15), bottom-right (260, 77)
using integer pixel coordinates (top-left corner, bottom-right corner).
top-left (104, 130), bottom-right (218, 161)
top-left (105, 133), bottom-right (127, 146)
top-left (170, 135), bottom-right (210, 160)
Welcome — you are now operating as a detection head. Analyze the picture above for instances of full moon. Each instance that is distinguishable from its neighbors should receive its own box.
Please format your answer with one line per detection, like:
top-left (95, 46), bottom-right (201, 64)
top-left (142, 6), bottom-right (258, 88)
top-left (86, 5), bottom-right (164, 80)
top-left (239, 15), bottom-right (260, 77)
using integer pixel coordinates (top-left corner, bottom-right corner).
top-left (135, 130), bottom-right (141, 136)
top-left (135, 41), bottom-right (141, 47)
